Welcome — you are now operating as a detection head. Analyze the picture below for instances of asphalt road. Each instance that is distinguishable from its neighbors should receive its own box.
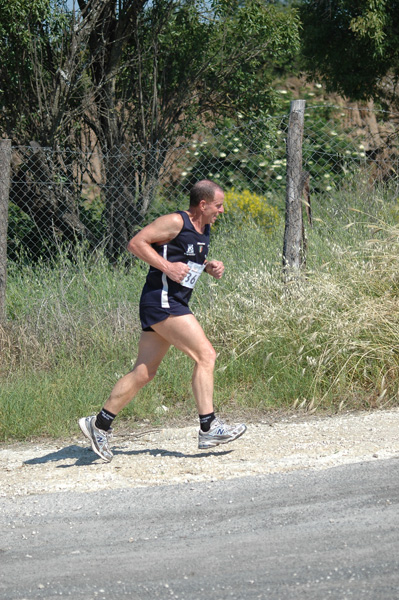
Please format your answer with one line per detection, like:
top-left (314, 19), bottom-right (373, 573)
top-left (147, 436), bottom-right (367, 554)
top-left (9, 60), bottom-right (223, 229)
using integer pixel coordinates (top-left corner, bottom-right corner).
top-left (1, 458), bottom-right (399, 600)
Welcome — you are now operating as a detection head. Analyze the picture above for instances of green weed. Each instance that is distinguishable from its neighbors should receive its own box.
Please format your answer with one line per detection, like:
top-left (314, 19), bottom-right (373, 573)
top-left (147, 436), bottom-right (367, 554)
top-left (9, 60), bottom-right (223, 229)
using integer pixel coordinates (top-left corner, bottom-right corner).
top-left (2, 184), bottom-right (399, 441)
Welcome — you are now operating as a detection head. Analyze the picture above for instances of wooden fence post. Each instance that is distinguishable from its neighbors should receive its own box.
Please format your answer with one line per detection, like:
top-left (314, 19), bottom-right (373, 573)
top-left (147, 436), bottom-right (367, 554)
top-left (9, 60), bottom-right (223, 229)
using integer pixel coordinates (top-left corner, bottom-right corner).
top-left (0, 139), bottom-right (11, 324)
top-left (283, 99), bottom-right (306, 279)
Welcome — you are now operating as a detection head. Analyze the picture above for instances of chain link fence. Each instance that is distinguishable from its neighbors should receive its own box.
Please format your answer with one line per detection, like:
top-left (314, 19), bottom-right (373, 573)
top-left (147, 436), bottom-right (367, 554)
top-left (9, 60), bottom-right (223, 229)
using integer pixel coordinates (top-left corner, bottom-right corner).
top-left (4, 103), bottom-right (399, 263)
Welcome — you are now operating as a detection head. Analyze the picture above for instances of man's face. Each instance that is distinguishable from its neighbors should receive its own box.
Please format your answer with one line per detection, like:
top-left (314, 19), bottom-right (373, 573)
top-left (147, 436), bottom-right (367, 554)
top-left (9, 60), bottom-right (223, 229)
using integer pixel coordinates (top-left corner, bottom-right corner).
top-left (201, 190), bottom-right (225, 224)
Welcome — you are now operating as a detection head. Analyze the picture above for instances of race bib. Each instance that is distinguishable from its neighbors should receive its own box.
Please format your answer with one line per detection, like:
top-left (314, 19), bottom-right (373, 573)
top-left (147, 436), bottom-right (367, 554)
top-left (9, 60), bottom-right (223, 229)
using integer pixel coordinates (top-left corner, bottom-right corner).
top-left (181, 261), bottom-right (205, 289)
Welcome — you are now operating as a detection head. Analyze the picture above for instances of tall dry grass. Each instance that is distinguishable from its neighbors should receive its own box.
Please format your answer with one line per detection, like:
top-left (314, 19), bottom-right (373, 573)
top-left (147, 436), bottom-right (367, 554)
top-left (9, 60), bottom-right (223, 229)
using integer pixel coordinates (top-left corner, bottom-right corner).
top-left (1, 186), bottom-right (399, 440)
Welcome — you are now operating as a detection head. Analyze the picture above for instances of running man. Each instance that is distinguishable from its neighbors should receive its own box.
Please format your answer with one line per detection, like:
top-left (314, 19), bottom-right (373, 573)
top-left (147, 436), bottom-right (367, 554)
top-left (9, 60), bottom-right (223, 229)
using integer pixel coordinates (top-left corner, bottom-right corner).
top-left (79, 180), bottom-right (246, 461)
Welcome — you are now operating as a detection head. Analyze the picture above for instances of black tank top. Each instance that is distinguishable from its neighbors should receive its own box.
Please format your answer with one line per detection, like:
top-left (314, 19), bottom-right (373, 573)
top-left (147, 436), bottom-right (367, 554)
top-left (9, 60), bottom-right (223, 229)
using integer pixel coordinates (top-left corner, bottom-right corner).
top-left (140, 211), bottom-right (211, 308)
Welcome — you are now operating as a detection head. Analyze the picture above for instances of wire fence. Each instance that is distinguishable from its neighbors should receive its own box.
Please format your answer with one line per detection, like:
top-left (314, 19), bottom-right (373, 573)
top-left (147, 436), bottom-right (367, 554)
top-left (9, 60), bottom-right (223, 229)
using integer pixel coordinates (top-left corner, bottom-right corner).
top-left (4, 103), bottom-right (399, 262)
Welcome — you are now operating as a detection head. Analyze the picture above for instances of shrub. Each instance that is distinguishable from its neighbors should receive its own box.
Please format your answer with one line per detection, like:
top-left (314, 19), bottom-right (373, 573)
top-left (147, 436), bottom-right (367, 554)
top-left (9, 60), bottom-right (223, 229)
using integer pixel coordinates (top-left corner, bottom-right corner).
top-left (223, 188), bottom-right (280, 231)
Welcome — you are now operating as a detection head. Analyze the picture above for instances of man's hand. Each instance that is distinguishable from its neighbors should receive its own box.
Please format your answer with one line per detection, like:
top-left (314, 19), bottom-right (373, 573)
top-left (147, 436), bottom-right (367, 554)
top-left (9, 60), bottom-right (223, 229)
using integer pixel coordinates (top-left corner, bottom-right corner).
top-left (205, 260), bottom-right (224, 279)
top-left (165, 261), bottom-right (190, 284)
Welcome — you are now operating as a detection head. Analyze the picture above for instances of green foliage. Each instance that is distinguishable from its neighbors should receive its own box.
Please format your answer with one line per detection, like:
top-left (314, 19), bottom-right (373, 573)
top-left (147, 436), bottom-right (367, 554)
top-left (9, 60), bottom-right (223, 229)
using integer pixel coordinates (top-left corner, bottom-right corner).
top-left (205, 0), bottom-right (301, 120)
top-left (302, 107), bottom-right (368, 194)
top-left (298, 0), bottom-right (399, 106)
top-left (0, 0), bottom-right (301, 145)
top-left (120, 0), bottom-right (301, 142)
top-left (178, 104), bottom-right (366, 204)
top-left (223, 188), bottom-right (281, 230)
top-left (179, 116), bottom-right (286, 197)
top-left (1, 0), bottom-right (302, 259)
top-left (0, 0), bottom-right (71, 141)
top-left (6, 203), bottom-right (36, 261)
top-left (3, 181), bottom-right (399, 441)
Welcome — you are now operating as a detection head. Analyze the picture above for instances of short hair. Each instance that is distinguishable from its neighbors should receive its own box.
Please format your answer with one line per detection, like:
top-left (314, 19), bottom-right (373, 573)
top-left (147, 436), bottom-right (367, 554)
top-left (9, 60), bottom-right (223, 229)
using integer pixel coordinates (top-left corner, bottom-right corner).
top-left (189, 180), bottom-right (224, 207)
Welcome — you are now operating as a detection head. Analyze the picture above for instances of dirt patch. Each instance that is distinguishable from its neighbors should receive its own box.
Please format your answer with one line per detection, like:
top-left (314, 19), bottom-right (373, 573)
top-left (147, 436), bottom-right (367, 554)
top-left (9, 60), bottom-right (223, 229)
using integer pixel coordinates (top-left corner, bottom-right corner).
top-left (1, 409), bottom-right (399, 497)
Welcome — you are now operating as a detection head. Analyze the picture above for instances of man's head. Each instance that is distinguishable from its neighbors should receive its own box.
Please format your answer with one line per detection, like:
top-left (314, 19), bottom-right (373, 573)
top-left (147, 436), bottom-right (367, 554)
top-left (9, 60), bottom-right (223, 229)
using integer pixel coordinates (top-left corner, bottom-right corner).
top-left (189, 180), bottom-right (224, 207)
top-left (189, 180), bottom-right (224, 225)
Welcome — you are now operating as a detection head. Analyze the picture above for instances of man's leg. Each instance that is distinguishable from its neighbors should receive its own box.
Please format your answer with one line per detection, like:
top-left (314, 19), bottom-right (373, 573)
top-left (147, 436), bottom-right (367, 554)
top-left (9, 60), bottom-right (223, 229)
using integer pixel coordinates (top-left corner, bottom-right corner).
top-left (79, 331), bottom-right (170, 461)
top-left (152, 314), bottom-right (246, 449)
top-left (104, 330), bottom-right (171, 415)
top-left (151, 314), bottom-right (216, 415)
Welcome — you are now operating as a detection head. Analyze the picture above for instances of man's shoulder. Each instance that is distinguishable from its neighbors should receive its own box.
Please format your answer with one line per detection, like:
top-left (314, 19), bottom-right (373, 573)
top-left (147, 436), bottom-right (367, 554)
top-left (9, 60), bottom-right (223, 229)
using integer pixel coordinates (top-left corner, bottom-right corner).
top-left (152, 212), bottom-right (184, 227)
top-left (149, 212), bottom-right (185, 242)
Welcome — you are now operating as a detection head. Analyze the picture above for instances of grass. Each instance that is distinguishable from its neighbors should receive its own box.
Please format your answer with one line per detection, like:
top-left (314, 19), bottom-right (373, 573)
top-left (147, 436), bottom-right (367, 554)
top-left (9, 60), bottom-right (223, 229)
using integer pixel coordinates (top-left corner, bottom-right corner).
top-left (2, 179), bottom-right (399, 441)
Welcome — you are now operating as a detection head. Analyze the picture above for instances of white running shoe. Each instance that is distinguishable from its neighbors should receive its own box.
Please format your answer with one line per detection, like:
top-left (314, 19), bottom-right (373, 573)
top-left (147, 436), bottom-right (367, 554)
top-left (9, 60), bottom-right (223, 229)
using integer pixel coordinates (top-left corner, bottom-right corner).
top-left (198, 417), bottom-right (247, 449)
top-left (79, 415), bottom-right (113, 462)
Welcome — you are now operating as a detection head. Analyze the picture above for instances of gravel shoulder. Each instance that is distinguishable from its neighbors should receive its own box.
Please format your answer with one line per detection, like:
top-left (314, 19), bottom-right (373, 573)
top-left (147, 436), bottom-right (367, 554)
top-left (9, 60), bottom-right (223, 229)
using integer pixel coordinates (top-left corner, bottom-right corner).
top-left (1, 409), bottom-right (399, 498)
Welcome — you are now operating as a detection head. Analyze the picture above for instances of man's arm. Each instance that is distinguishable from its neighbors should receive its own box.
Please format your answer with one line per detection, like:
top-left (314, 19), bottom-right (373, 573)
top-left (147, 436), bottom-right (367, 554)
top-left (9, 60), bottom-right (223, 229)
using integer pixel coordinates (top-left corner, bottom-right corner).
top-left (127, 213), bottom-right (190, 284)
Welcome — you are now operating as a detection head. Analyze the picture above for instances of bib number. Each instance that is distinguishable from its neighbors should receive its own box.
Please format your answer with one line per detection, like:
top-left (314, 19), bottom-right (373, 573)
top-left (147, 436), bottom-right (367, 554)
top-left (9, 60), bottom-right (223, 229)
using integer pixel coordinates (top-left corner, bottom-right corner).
top-left (181, 261), bottom-right (205, 289)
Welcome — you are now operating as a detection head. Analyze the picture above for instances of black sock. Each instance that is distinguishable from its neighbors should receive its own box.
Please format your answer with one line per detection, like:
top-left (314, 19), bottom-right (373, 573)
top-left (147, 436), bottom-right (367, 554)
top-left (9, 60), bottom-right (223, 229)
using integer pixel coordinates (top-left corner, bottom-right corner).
top-left (95, 408), bottom-right (116, 432)
top-left (199, 412), bottom-right (215, 432)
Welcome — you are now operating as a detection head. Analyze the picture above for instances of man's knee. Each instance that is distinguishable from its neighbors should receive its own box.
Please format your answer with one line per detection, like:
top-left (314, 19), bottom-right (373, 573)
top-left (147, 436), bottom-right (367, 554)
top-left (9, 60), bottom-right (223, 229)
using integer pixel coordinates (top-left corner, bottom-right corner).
top-left (147, 367), bottom-right (159, 382)
top-left (198, 344), bottom-right (217, 368)
top-left (133, 363), bottom-right (158, 385)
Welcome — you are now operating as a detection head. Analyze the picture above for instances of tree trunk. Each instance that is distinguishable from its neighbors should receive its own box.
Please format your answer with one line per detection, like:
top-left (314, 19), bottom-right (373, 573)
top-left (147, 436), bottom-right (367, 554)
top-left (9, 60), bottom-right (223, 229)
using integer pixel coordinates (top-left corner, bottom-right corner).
top-left (283, 99), bottom-right (306, 280)
top-left (0, 140), bottom-right (11, 323)
top-left (104, 143), bottom-right (167, 259)
top-left (10, 143), bottom-right (90, 258)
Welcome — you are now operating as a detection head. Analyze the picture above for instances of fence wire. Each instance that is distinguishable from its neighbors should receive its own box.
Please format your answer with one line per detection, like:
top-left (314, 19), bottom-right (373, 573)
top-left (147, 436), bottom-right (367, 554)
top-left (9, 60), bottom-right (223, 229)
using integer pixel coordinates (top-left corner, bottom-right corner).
top-left (6, 104), bottom-right (399, 262)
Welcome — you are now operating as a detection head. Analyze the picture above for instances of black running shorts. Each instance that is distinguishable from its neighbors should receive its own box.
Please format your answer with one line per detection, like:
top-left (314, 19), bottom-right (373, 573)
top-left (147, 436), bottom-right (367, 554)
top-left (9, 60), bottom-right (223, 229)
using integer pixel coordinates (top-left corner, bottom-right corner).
top-left (139, 298), bottom-right (193, 332)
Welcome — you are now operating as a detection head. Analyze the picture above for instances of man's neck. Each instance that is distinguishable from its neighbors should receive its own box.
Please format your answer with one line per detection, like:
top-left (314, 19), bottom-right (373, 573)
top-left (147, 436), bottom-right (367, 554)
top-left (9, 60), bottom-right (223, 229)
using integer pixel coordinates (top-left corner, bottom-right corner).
top-left (186, 208), bottom-right (205, 233)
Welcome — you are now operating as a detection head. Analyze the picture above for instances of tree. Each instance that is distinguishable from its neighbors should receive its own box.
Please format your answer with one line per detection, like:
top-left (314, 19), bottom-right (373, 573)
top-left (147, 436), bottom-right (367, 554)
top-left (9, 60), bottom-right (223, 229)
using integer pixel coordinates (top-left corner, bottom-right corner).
top-left (0, 0), bottom-right (99, 256)
top-left (0, 0), bottom-right (84, 145)
top-left (298, 0), bottom-right (399, 107)
top-left (1, 0), bottom-right (301, 257)
top-left (84, 0), bottom-right (301, 254)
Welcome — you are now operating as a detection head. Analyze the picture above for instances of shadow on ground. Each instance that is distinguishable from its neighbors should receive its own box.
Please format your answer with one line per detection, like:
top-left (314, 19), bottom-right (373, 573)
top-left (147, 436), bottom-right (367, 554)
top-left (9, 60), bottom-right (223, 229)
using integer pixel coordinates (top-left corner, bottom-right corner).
top-left (23, 444), bottom-right (233, 467)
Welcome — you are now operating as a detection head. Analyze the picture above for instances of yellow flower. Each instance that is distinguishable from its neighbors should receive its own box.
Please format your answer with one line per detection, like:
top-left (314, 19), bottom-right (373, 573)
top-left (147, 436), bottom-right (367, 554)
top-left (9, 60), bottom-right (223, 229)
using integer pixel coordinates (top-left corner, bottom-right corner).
top-left (223, 188), bottom-right (280, 231)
